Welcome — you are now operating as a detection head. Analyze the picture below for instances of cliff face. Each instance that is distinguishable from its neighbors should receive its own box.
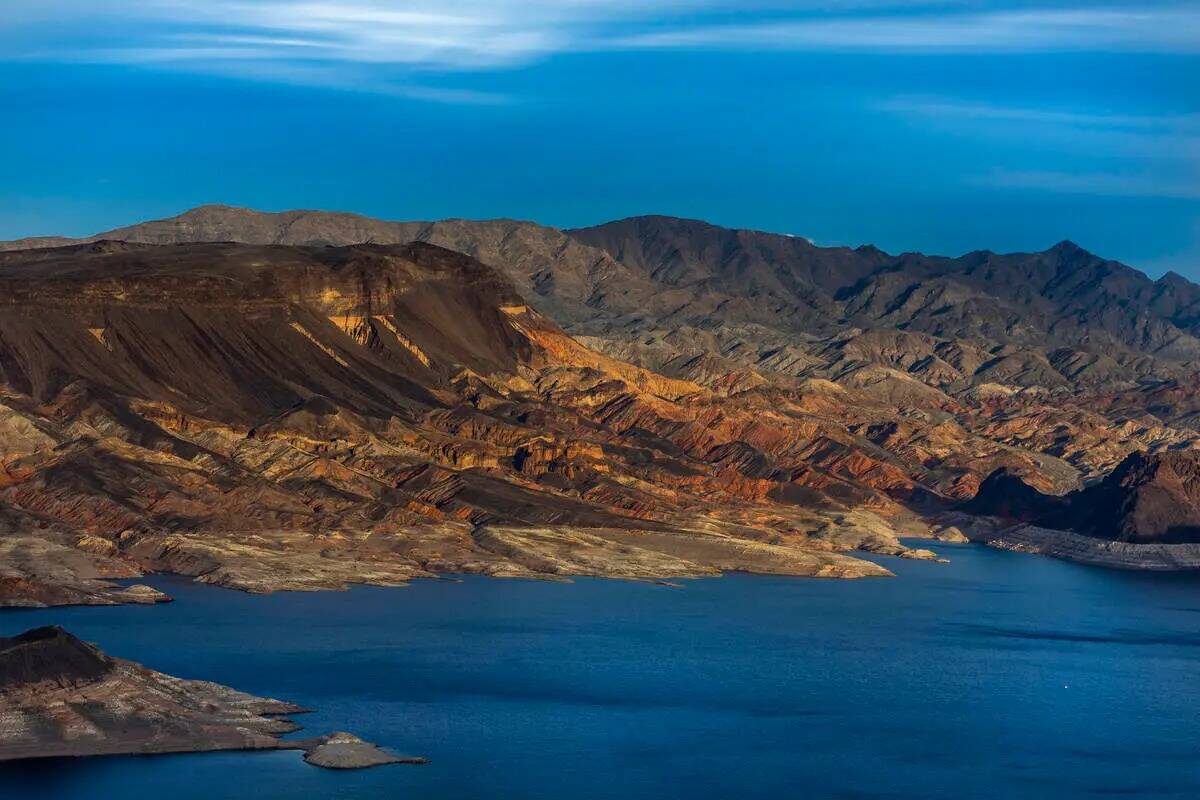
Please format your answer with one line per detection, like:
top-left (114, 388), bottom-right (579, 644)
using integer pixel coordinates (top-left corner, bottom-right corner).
top-left (966, 451), bottom-right (1200, 544)
top-left (1106, 453), bottom-right (1200, 542)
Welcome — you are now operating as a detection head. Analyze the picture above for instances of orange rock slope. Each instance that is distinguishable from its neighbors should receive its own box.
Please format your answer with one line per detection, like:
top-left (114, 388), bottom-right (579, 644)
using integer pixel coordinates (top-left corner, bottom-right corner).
top-left (0, 234), bottom-right (1197, 604)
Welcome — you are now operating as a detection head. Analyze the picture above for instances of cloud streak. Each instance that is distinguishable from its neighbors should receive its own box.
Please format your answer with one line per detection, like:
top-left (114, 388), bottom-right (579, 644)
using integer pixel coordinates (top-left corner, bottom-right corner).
top-left (617, 6), bottom-right (1200, 53)
top-left (981, 170), bottom-right (1200, 200)
top-left (877, 96), bottom-right (1199, 201)
top-left (7, 1), bottom-right (737, 69)
top-left (880, 96), bottom-right (1200, 160)
top-left (4, 2), bottom-right (1198, 83)
top-left (879, 98), bottom-right (1200, 133)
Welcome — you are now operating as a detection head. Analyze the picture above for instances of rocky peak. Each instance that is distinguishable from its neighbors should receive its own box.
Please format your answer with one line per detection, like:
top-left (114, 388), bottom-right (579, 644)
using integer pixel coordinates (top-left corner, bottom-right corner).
top-left (1158, 270), bottom-right (1190, 286)
top-left (0, 626), bottom-right (113, 691)
top-left (1049, 239), bottom-right (1086, 256)
top-left (962, 468), bottom-right (1064, 521)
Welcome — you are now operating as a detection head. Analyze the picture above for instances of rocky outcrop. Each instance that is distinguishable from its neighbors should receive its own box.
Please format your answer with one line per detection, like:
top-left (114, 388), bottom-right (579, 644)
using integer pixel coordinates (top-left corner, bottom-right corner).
top-left (0, 626), bottom-right (422, 768)
top-left (300, 732), bottom-right (428, 769)
top-left (966, 451), bottom-right (1200, 544)
top-left (0, 626), bottom-right (302, 762)
top-left (0, 507), bottom-right (172, 608)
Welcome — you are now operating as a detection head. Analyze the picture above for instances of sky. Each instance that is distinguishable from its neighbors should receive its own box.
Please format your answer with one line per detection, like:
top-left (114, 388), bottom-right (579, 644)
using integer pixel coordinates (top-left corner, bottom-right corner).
top-left (0, 1), bottom-right (1197, 275)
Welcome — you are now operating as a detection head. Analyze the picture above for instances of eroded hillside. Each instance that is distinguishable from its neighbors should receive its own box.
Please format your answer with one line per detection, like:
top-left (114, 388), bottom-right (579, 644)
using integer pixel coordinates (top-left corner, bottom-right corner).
top-left (3, 208), bottom-right (1200, 597)
top-left (0, 239), bottom-right (973, 606)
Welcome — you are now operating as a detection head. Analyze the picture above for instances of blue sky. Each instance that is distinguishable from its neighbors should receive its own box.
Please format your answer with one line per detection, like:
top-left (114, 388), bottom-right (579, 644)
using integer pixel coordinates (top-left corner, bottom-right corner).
top-left (1, 1), bottom-right (1197, 274)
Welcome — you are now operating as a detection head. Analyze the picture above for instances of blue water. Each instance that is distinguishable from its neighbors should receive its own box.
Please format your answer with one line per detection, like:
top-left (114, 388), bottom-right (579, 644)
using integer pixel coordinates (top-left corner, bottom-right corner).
top-left (3, 542), bottom-right (1200, 799)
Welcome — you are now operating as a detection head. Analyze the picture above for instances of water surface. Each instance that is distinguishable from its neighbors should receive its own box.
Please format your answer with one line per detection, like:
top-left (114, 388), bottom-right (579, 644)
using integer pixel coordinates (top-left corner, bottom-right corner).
top-left (4, 543), bottom-right (1200, 799)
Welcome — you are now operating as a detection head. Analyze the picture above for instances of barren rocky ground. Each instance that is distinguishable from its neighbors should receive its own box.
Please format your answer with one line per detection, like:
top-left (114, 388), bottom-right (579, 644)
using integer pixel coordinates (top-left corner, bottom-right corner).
top-left (0, 625), bottom-right (413, 766)
top-left (4, 206), bottom-right (1200, 765)
top-left (1, 207), bottom-right (1199, 609)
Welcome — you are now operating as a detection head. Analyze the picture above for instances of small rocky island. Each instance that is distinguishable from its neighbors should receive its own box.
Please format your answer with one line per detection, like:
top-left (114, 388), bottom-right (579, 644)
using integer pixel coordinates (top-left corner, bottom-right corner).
top-left (301, 731), bottom-right (428, 769)
top-left (0, 625), bottom-right (424, 768)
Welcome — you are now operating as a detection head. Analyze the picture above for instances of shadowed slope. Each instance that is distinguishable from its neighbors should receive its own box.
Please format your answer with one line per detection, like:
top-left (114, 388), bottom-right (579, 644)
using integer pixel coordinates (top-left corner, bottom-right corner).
top-left (0, 239), bottom-right (930, 606)
top-left (5, 208), bottom-right (1200, 574)
top-left (966, 451), bottom-right (1200, 544)
top-left (0, 625), bottom-right (415, 767)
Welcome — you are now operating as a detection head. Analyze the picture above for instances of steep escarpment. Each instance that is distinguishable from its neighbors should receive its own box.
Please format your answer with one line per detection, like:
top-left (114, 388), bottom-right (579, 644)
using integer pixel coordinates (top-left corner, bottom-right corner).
top-left (0, 240), bottom-right (529, 418)
top-left (966, 451), bottom-right (1200, 544)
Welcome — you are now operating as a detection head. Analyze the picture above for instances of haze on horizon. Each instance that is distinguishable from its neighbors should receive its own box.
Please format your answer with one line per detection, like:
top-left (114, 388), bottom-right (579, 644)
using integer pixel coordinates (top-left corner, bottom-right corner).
top-left (1, 0), bottom-right (1197, 275)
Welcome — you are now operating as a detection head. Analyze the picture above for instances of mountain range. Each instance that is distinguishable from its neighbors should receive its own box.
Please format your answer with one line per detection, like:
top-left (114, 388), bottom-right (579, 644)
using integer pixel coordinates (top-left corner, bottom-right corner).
top-left (1, 205), bottom-right (1199, 605)
top-left (10, 204), bottom-right (1200, 389)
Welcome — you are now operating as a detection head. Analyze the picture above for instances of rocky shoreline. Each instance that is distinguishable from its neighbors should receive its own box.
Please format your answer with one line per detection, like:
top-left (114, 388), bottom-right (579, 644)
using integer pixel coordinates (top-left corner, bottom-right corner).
top-left (300, 732), bottom-right (428, 769)
top-left (0, 626), bottom-right (424, 769)
top-left (940, 512), bottom-right (1200, 571)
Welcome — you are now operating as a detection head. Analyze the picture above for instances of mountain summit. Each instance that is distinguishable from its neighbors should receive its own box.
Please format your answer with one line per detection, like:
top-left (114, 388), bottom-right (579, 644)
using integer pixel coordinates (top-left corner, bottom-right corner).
top-left (6, 205), bottom-right (1196, 388)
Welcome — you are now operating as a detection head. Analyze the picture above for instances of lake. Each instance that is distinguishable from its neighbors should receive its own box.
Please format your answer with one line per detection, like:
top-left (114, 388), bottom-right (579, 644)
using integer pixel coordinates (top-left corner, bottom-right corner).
top-left (3, 542), bottom-right (1200, 799)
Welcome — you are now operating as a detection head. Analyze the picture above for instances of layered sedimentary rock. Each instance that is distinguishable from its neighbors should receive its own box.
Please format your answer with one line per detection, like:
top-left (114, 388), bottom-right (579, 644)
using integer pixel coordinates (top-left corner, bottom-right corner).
top-left (12, 206), bottom-right (1199, 479)
top-left (0, 239), bottom-right (941, 605)
top-left (0, 625), bottom-right (300, 761)
top-left (949, 517), bottom-right (1200, 571)
top-left (3, 207), bottom-right (1200, 578)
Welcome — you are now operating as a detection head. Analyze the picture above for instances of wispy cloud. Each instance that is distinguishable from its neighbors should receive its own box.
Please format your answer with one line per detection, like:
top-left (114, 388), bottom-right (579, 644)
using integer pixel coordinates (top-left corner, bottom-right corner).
top-left (8, 1), bottom-right (708, 69)
top-left (981, 170), bottom-right (1200, 200)
top-left (879, 96), bottom-right (1200, 200)
top-left (879, 98), bottom-right (1200, 133)
top-left (2, 2), bottom-right (1197, 100)
top-left (616, 6), bottom-right (1200, 53)
top-left (4, 0), bottom-right (716, 99)
top-left (880, 96), bottom-right (1200, 160)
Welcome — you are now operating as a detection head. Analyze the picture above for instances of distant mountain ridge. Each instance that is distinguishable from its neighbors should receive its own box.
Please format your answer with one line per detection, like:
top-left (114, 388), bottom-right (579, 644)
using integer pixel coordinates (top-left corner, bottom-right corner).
top-left (5, 204), bottom-right (1196, 394)
top-left (569, 214), bottom-right (1200, 375)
